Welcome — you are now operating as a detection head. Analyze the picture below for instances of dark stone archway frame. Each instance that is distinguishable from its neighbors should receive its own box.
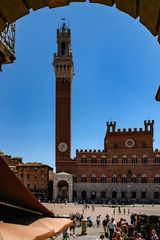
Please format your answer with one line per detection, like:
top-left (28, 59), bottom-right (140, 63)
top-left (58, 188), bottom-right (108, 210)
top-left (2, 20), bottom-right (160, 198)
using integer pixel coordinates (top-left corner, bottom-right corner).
top-left (0, 0), bottom-right (159, 98)
top-left (0, 0), bottom-right (159, 44)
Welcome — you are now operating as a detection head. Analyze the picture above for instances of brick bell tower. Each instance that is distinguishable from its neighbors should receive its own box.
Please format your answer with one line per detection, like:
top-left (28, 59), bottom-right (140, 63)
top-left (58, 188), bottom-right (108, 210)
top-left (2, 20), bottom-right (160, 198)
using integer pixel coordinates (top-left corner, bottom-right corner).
top-left (53, 23), bottom-right (74, 172)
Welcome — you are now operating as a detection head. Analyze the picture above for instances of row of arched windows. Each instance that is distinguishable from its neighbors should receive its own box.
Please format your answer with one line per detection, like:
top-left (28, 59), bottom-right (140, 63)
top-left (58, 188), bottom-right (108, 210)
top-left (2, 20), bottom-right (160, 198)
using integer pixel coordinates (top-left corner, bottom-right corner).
top-left (73, 174), bottom-right (160, 183)
top-left (80, 155), bottom-right (160, 164)
top-left (73, 191), bottom-right (160, 200)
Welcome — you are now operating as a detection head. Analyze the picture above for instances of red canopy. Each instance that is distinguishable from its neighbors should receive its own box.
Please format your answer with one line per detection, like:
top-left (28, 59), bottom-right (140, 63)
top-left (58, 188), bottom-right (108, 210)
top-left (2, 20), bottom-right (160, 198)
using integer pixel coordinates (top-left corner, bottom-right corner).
top-left (0, 157), bottom-right (52, 221)
top-left (0, 157), bottom-right (73, 239)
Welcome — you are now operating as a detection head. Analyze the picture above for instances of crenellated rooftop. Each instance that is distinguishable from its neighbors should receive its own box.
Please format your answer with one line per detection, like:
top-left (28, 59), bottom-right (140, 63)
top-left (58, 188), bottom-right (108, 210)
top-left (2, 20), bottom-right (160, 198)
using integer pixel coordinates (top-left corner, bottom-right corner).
top-left (76, 149), bottom-right (103, 153)
top-left (106, 120), bottom-right (154, 133)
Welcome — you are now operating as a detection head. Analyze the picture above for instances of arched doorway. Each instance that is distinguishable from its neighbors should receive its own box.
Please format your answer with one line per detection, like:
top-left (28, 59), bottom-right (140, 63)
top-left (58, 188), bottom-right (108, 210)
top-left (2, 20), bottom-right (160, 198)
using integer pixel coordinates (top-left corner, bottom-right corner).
top-left (57, 180), bottom-right (69, 200)
top-left (112, 191), bottom-right (117, 199)
top-left (101, 191), bottom-right (106, 199)
top-left (141, 191), bottom-right (146, 199)
top-left (121, 191), bottom-right (127, 199)
top-left (81, 191), bottom-right (86, 200)
top-left (53, 172), bottom-right (73, 202)
top-left (91, 191), bottom-right (96, 201)
top-left (154, 191), bottom-right (159, 200)
top-left (131, 191), bottom-right (136, 199)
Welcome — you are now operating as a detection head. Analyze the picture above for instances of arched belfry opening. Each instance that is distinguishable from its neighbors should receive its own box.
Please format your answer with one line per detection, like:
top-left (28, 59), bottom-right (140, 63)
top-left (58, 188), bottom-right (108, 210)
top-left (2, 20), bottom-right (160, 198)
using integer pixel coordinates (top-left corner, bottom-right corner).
top-left (61, 42), bottom-right (66, 56)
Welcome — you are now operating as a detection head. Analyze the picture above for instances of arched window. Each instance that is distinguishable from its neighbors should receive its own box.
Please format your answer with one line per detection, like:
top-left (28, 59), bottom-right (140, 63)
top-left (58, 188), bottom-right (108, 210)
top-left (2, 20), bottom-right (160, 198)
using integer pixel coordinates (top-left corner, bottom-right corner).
top-left (91, 175), bottom-right (96, 183)
top-left (73, 175), bottom-right (77, 182)
top-left (112, 191), bottom-right (117, 198)
top-left (122, 175), bottom-right (127, 183)
top-left (154, 191), bottom-right (160, 199)
top-left (101, 174), bottom-right (107, 183)
top-left (91, 191), bottom-right (96, 200)
top-left (91, 155), bottom-right (97, 163)
top-left (142, 155), bottom-right (148, 164)
top-left (112, 175), bottom-right (118, 183)
top-left (155, 155), bottom-right (160, 164)
top-left (122, 155), bottom-right (128, 164)
top-left (112, 155), bottom-right (118, 164)
top-left (101, 155), bottom-right (107, 164)
top-left (132, 155), bottom-right (137, 164)
top-left (121, 191), bottom-right (127, 199)
top-left (81, 191), bottom-right (86, 200)
top-left (154, 174), bottom-right (160, 183)
top-left (101, 191), bottom-right (106, 198)
top-left (73, 191), bottom-right (77, 198)
top-left (141, 175), bottom-right (147, 183)
top-left (81, 155), bottom-right (87, 163)
top-left (81, 175), bottom-right (87, 183)
top-left (142, 142), bottom-right (147, 148)
top-left (131, 191), bottom-right (136, 199)
top-left (141, 191), bottom-right (146, 199)
top-left (113, 142), bottom-right (118, 148)
top-left (131, 175), bottom-right (137, 183)
top-left (61, 42), bottom-right (66, 56)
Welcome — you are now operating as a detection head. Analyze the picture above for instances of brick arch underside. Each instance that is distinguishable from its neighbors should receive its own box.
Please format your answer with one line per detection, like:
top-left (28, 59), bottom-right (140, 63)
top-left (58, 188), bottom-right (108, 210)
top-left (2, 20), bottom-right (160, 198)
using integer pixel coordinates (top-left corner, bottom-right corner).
top-left (0, 0), bottom-right (160, 44)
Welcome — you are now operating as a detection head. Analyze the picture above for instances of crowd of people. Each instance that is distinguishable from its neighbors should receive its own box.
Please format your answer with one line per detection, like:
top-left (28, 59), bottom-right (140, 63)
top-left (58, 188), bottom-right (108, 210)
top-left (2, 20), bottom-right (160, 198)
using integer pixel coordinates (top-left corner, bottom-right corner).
top-left (101, 212), bottom-right (159, 240)
top-left (95, 212), bottom-right (159, 240)
top-left (63, 204), bottom-right (160, 240)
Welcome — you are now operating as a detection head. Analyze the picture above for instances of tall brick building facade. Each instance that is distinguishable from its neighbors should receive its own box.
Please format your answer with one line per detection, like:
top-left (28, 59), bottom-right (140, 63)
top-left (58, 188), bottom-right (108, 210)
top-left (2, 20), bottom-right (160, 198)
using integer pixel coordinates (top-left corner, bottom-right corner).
top-left (53, 24), bottom-right (160, 203)
top-left (0, 151), bottom-right (53, 201)
top-left (16, 162), bottom-right (53, 201)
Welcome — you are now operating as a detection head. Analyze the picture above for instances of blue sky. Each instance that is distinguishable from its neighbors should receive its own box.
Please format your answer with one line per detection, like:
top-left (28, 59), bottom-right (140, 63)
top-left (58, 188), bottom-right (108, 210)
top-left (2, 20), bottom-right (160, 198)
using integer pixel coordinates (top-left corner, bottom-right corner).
top-left (0, 2), bottom-right (160, 169)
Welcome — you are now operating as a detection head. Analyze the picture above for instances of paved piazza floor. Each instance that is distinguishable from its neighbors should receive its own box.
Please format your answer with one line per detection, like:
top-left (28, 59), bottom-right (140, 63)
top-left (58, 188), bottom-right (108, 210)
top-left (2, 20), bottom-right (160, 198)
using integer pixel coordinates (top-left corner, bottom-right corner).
top-left (43, 203), bottom-right (160, 240)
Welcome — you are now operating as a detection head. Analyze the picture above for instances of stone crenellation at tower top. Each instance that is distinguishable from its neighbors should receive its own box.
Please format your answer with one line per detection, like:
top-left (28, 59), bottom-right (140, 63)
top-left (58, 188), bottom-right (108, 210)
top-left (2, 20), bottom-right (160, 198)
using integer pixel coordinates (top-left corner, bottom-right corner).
top-left (76, 149), bottom-right (103, 153)
top-left (106, 120), bottom-right (154, 133)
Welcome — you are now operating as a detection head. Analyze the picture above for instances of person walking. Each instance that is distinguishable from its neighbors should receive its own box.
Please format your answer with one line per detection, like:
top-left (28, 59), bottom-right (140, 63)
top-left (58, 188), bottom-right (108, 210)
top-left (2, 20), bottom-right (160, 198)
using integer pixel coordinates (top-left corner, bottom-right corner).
top-left (107, 217), bottom-right (116, 240)
top-left (96, 215), bottom-right (101, 228)
top-left (102, 217), bottom-right (108, 233)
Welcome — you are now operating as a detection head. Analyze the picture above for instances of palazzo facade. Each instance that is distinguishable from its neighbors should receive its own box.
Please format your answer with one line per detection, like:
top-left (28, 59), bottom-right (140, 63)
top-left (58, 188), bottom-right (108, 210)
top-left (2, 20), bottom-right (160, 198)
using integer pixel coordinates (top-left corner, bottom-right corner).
top-left (53, 24), bottom-right (160, 203)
